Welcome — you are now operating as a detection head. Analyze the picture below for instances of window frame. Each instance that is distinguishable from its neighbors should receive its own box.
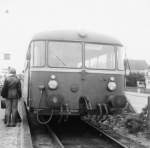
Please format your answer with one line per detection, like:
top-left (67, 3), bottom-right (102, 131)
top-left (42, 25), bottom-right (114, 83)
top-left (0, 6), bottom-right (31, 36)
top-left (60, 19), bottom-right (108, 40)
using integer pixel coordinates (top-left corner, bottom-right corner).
top-left (47, 40), bottom-right (83, 69)
top-left (117, 46), bottom-right (125, 71)
top-left (29, 40), bottom-right (123, 71)
top-left (84, 42), bottom-right (116, 70)
top-left (30, 40), bottom-right (46, 67)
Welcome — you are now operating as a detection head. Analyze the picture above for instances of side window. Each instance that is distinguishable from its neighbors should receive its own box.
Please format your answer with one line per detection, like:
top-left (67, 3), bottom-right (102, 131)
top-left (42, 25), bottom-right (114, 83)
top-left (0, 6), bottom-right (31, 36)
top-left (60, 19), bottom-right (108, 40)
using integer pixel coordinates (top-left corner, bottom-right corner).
top-left (31, 41), bottom-right (45, 66)
top-left (117, 47), bottom-right (125, 70)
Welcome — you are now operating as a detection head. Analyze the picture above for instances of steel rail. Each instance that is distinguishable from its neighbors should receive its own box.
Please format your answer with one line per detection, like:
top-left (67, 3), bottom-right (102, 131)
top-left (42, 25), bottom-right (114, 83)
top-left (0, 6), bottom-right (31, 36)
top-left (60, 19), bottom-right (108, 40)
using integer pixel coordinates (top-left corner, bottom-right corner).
top-left (20, 99), bottom-right (63, 148)
top-left (45, 124), bottom-right (64, 148)
top-left (81, 117), bottom-right (128, 148)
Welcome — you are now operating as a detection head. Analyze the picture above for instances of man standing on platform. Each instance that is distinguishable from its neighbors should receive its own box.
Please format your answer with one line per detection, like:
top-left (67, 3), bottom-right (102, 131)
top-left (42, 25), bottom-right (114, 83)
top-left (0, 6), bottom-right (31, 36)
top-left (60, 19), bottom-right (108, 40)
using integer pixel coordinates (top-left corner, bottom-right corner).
top-left (1, 68), bottom-right (22, 127)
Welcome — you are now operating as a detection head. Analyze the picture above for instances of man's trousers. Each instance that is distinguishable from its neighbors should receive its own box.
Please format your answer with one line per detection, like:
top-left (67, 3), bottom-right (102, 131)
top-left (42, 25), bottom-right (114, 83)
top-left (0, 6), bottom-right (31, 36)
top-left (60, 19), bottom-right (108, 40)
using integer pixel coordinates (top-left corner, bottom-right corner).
top-left (5, 99), bottom-right (18, 126)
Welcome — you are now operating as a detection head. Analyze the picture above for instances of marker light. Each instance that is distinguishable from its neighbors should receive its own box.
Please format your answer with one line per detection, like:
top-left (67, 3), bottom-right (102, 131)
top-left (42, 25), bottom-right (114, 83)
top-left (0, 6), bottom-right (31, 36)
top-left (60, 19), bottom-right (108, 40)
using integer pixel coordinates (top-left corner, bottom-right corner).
top-left (50, 74), bottom-right (56, 79)
top-left (48, 80), bottom-right (58, 90)
top-left (110, 77), bottom-right (115, 81)
top-left (52, 97), bottom-right (58, 103)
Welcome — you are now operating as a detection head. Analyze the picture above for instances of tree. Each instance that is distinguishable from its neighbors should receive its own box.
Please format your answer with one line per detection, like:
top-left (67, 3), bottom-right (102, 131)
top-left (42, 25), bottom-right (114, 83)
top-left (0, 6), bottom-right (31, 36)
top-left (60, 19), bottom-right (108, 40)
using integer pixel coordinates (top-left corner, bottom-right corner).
top-left (126, 72), bottom-right (145, 87)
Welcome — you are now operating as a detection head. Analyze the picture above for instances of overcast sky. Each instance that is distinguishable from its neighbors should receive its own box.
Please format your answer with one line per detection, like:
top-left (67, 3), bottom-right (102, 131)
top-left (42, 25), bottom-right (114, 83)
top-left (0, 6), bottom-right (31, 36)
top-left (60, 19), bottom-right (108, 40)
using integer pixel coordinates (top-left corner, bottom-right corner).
top-left (0, 0), bottom-right (150, 72)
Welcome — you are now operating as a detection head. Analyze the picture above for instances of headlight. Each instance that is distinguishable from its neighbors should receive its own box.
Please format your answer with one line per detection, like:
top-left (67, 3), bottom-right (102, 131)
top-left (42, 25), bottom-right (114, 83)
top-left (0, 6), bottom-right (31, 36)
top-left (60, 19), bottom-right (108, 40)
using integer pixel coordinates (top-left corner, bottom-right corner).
top-left (107, 81), bottom-right (117, 91)
top-left (48, 80), bottom-right (58, 90)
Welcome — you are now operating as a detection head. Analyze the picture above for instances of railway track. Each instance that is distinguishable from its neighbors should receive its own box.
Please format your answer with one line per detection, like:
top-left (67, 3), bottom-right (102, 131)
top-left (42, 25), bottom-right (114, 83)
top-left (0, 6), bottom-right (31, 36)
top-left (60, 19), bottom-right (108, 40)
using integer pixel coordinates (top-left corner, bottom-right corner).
top-left (30, 124), bottom-right (63, 148)
top-left (20, 100), bottom-right (63, 148)
top-left (81, 117), bottom-right (128, 148)
top-left (50, 117), bottom-right (127, 148)
top-left (20, 100), bottom-right (146, 148)
top-left (21, 101), bottom-right (129, 148)
top-left (22, 112), bottom-right (129, 148)
top-left (29, 118), bottom-right (124, 148)
top-left (25, 116), bottom-right (128, 148)
top-left (81, 116), bottom-right (147, 148)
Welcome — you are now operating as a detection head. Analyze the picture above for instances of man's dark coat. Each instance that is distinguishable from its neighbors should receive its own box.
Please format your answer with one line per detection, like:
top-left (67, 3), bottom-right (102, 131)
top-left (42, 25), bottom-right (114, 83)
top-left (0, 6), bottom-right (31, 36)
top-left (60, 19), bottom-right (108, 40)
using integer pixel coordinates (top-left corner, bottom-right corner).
top-left (1, 74), bottom-right (22, 99)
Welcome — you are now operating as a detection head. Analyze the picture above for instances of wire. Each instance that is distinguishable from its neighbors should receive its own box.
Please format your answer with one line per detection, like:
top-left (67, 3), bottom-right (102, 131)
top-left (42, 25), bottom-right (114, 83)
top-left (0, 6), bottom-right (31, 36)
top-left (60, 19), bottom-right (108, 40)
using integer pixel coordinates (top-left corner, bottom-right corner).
top-left (36, 90), bottom-right (53, 124)
top-left (37, 109), bottom-right (53, 125)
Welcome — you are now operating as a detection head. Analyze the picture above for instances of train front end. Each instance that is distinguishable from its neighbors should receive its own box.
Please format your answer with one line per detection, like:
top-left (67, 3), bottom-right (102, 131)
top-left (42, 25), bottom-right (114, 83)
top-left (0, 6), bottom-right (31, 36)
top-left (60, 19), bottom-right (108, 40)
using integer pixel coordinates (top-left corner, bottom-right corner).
top-left (23, 31), bottom-right (127, 123)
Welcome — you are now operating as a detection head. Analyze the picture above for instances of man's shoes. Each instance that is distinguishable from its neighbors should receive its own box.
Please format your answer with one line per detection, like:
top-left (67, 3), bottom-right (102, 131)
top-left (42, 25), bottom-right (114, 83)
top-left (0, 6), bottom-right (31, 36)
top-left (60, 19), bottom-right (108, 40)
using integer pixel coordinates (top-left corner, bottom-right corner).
top-left (11, 124), bottom-right (16, 127)
top-left (10, 123), bottom-right (16, 127)
top-left (6, 122), bottom-right (16, 127)
top-left (3, 118), bottom-right (7, 124)
top-left (6, 123), bottom-right (11, 127)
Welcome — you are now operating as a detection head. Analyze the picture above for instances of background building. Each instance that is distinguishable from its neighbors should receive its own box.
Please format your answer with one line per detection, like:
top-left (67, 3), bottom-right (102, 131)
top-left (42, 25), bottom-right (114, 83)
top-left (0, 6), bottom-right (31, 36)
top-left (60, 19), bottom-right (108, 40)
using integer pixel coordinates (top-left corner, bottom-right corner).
top-left (127, 59), bottom-right (149, 74)
top-left (0, 52), bottom-right (12, 75)
top-left (125, 59), bottom-right (149, 88)
top-left (145, 67), bottom-right (150, 89)
top-left (0, 51), bottom-right (12, 86)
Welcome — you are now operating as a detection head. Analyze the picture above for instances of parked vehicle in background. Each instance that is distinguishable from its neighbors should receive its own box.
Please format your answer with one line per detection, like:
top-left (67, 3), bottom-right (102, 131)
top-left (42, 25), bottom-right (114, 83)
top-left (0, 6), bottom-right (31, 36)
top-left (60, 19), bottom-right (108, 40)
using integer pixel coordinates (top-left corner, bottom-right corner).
top-left (137, 81), bottom-right (146, 88)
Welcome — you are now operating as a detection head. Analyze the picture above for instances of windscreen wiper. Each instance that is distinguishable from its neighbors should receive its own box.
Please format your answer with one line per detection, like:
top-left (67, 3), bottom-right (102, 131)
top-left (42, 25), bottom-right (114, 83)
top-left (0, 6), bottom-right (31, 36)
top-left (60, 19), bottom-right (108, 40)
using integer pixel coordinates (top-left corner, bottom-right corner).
top-left (55, 55), bottom-right (66, 66)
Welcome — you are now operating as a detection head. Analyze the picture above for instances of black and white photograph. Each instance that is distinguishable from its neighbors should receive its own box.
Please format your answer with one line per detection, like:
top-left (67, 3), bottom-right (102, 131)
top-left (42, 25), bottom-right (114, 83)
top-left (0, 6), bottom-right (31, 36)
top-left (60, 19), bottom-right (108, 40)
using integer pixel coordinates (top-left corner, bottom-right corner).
top-left (0, 0), bottom-right (150, 148)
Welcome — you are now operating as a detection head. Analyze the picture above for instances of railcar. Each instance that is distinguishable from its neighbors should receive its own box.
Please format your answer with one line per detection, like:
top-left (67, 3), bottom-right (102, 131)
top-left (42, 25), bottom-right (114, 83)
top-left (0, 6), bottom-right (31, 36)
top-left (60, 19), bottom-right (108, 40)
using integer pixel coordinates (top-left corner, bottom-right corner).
top-left (23, 30), bottom-right (127, 124)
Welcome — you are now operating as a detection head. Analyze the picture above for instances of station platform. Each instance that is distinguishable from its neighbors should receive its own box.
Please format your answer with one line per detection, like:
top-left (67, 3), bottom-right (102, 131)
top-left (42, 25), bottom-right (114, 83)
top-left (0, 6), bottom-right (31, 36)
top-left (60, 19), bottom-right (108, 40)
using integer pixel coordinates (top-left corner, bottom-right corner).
top-left (125, 91), bottom-right (149, 113)
top-left (0, 97), bottom-right (21, 148)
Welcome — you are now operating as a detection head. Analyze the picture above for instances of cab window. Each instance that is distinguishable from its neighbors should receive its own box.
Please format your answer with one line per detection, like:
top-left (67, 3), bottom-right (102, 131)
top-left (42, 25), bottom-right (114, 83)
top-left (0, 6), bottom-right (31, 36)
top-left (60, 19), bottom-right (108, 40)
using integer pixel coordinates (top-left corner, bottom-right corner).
top-left (48, 41), bottom-right (82, 68)
top-left (85, 43), bottom-right (115, 69)
top-left (30, 41), bottom-right (45, 66)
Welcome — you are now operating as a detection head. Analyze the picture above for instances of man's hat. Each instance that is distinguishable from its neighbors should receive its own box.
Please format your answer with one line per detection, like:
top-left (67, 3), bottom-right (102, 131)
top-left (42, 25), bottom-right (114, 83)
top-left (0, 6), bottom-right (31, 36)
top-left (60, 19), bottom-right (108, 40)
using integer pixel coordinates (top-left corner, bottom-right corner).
top-left (9, 68), bottom-right (16, 74)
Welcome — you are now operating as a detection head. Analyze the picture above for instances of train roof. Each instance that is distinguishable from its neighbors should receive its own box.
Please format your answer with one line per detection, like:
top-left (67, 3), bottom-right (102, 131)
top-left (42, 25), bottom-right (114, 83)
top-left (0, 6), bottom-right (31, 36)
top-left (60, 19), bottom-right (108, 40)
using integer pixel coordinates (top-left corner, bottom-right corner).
top-left (32, 30), bottom-right (123, 46)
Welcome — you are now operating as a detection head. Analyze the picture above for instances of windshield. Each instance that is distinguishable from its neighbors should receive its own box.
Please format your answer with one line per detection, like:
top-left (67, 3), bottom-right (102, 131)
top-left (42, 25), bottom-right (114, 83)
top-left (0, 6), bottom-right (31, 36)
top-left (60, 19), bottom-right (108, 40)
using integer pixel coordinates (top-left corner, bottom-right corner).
top-left (48, 41), bottom-right (82, 68)
top-left (85, 43), bottom-right (115, 69)
top-left (30, 41), bottom-right (45, 66)
top-left (117, 46), bottom-right (125, 70)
